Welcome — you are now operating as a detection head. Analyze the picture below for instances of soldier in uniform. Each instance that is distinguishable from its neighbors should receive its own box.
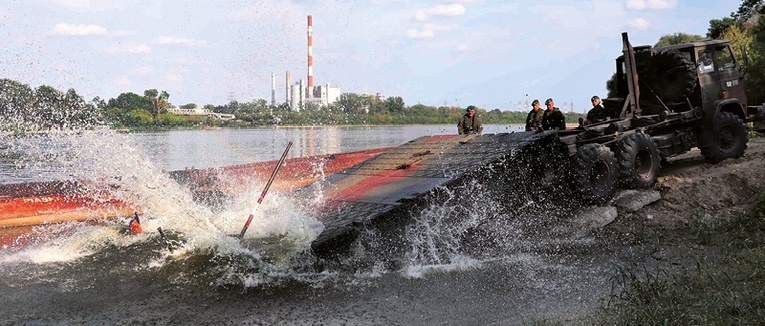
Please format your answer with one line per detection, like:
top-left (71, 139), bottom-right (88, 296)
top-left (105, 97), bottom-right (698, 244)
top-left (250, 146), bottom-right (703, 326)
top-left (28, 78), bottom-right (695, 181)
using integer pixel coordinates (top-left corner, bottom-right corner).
top-left (541, 98), bottom-right (566, 130)
top-left (458, 105), bottom-right (483, 135)
top-left (581, 95), bottom-right (608, 125)
top-left (525, 99), bottom-right (544, 131)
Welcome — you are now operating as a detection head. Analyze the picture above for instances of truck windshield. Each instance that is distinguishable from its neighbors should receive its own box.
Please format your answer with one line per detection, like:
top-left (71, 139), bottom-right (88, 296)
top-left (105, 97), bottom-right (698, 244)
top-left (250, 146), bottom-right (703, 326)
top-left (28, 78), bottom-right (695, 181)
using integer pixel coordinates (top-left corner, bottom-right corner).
top-left (716, 45), bottom-right (736, 71)
top-left (698, 48), bottom-right (715, 74)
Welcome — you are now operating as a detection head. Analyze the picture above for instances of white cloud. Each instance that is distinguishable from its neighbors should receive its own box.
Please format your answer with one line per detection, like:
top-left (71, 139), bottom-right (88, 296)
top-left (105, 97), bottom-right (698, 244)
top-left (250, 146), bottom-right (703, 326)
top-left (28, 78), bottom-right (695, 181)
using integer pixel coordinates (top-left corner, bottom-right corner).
top-left (164, 73), bottom-right (184, 82)
top-left (407, 29), bottom-right (435, 39)
top-left (103, 42), bottom-right (151, 54)
top-left (52, 23), bottom-right (108, 36)
top-left (415, 4), bottom-right (466, 21)
top-left (628, 17), bottom-right (651, 29)
top-left (114, 76), bottom-right (132, 87)
top-left (406, 23), bottom-right (452, 39)
top-left (625, 0), bottom-right (676, 10)
top-left (163, 66), bottom-right (189, 82)
top-left (153, 36), bottom-right (209, 47)
top-left (457, 43), bottom-right (469, 51)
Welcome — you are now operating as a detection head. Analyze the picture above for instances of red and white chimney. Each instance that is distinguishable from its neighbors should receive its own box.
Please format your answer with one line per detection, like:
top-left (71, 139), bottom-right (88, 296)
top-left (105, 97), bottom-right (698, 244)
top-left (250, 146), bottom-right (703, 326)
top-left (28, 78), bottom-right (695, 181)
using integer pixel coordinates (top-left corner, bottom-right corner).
top-left (307, 15), bottom-right (314, 99)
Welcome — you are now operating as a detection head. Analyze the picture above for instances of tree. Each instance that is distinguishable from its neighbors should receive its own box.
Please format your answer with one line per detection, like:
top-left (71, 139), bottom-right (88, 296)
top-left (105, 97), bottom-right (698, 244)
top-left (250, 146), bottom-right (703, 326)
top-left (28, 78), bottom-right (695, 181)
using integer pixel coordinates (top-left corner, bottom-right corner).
top-left (108, 92), bottom-right (147, 111)
top-left (743, 13), bottom-right (765, 104)
top-left (732, 0), bottom-right (764, 21)
top-left (722, 24), bottom-right (753, 62)
top-left (708, 17), bottom-right (738, 39)
top-left (63, 88), bottom-right (99, 128)
top-left (91, 96), bottom-right (106, 109)
top-left (0, 79), bottom-right (35, 130)
top-left (385, 96), bottom-right (405, 113)
top-left (337, 93), bottom-right (365, 112)
top-left (654, 33), bottom-right (704, 47)
top-left (179, 103), bottom-right (197, 110)
top-left (303, 101), bottom-right (320, 111)
top-left (252, 98), bottom-right (269, 112)
top-left (143, 89), bottom-right (170, 124)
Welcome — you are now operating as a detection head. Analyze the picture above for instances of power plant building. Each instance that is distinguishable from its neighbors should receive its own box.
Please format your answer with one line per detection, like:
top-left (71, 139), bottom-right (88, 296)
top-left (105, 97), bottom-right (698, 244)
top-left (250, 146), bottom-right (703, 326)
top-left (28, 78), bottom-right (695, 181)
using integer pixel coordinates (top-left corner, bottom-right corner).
top-left (287, 80), bottom-right (341, 111)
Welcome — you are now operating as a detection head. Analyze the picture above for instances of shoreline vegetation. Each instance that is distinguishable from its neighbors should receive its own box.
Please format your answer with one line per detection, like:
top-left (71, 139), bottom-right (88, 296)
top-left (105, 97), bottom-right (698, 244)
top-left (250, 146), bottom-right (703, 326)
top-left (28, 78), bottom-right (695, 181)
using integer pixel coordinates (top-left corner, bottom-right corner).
top-left (0, 78), bottom-right (585, 133)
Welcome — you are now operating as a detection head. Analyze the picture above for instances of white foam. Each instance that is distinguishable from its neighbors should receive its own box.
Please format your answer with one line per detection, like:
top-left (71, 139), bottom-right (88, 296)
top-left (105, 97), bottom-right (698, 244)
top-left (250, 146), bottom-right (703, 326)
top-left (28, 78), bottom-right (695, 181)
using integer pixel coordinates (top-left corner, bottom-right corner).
top-left (1, 130), bottom-right (324, 269)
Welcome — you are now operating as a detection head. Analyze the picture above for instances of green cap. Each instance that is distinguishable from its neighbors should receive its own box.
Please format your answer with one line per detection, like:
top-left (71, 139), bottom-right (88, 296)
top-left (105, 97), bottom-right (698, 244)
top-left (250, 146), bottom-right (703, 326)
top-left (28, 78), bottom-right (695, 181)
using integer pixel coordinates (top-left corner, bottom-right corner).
top-left (466, 105), bottom-right (476, 111)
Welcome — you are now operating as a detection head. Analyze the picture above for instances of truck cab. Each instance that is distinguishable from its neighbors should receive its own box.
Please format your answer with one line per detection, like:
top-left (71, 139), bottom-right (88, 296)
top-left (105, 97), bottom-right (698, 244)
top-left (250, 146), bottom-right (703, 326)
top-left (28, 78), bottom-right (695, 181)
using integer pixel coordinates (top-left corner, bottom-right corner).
top-left (666, 40), bottom-right (747, 122)
top-left (608, 39), bottom-right (748, 123)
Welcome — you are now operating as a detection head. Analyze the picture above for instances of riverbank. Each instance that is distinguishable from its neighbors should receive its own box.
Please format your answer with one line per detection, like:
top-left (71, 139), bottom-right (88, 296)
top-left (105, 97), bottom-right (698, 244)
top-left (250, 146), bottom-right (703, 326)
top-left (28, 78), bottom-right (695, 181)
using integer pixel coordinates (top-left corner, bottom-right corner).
top-left (584, 137), bottom-right (765, 324)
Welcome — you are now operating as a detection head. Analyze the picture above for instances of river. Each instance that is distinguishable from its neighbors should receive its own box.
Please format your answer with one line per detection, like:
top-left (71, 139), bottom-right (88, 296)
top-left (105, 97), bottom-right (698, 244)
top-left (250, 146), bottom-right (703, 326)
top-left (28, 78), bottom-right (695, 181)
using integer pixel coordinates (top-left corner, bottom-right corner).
top-left (0, 125), bottom-right (634, 325)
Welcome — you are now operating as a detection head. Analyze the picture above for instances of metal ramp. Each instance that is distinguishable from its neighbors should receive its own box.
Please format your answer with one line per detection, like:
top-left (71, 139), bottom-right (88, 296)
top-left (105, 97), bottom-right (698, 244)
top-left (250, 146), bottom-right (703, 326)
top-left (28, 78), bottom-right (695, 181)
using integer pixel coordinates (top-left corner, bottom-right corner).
top-left (307, 131), bottom-right (558, 251)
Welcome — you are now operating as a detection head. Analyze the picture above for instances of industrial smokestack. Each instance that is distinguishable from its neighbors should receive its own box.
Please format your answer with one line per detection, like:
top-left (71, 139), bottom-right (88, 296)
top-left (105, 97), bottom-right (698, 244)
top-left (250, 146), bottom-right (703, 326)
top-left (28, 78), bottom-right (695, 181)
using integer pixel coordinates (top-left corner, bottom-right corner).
top-left (299, 79), bottom-right (305, 109)
top-left (285, 71), bottom-right (291, 104)
top-left (271, 73), bottom-right (276, 106)
top-left (307, 15), bottom-right (314, 99)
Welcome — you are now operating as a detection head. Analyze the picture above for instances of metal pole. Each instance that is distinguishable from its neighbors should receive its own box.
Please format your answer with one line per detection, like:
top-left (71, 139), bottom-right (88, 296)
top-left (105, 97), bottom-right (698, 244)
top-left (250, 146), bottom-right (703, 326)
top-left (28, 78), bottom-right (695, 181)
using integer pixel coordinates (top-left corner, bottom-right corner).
top-left (238, 141), bottom-right (293, 239)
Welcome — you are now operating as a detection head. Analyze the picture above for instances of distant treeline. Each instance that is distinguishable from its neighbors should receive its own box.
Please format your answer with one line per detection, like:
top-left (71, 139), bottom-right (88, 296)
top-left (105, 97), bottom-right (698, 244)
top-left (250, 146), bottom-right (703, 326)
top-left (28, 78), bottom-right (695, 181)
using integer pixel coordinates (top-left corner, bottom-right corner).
top-left (91, 89), bottom-right (585, 129)
top-left (0, 78), bottom-right (583, 131)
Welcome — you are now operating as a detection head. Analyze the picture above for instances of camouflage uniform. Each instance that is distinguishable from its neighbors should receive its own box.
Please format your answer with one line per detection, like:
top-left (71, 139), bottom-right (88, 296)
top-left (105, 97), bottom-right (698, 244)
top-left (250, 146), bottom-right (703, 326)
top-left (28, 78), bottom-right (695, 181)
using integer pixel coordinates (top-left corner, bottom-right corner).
top-left (542, 108), bottom-right (566, 130)
top-left (458, 113), bottom-right (483, 135)
top-left (586, 104), bottom-right (608, 123)
top-left (525, 108), bottom-right (544, 131)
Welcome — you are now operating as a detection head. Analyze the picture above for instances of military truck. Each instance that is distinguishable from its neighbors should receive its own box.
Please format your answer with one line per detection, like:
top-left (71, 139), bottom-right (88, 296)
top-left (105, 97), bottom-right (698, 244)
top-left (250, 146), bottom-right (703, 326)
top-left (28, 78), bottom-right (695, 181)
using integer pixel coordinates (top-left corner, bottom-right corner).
top-left (556, 32), bottom-right (765, 203)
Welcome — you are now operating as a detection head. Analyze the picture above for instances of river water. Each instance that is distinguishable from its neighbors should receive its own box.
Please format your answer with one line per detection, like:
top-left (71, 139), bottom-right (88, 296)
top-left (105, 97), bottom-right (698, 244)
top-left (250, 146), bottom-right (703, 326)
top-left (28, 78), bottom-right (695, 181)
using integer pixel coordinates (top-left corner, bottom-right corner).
top-left (0, 125), bottom-right (635, 325)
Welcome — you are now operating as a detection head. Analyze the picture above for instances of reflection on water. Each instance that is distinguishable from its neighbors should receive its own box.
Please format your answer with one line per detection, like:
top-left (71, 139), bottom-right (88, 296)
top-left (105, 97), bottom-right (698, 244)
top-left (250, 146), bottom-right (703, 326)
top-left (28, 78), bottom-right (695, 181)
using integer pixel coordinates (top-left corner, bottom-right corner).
top-left (139, 124), bottom-right (523, 171)
top-left (126, 125), bottom-right (457, 171)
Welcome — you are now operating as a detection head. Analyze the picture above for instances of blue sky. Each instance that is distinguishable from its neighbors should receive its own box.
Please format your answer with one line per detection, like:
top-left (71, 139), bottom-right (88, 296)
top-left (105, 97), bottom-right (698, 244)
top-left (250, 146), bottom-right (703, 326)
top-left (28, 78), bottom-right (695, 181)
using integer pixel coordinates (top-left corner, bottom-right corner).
top-left (0, 0), bottom-right (742, 113)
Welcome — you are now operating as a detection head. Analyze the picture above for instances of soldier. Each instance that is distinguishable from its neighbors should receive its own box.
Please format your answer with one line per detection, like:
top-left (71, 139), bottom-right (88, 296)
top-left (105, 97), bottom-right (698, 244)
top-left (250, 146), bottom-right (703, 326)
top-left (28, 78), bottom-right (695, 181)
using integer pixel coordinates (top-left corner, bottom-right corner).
top-left (585, 95), bottom-right (608, 124)
top-left (458, 105), bottom-right (483, 135)
top-left (541, 98), bottom-right (566, 130)
top-left (525, 99), bottom-right (544, 131)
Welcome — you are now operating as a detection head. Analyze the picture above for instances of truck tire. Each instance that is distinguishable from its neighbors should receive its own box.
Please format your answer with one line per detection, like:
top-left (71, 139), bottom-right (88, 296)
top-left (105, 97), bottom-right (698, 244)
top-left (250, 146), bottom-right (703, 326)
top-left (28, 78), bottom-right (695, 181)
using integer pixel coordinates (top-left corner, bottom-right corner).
top-left (617, 133), bottom-right (660, 188)
top-left (644, 50), bottom-right (697, 104)
top-left (699, 111), bottom-right (748, 164)
top-left (573, 144), bottom-right (618, 204)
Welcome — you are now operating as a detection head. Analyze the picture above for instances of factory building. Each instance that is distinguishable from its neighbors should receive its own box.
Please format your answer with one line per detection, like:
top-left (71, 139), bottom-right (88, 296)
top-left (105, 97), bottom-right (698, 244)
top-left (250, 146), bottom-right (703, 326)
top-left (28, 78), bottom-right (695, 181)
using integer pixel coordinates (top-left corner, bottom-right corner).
top-left (287, 81), bottom-right (341, 111)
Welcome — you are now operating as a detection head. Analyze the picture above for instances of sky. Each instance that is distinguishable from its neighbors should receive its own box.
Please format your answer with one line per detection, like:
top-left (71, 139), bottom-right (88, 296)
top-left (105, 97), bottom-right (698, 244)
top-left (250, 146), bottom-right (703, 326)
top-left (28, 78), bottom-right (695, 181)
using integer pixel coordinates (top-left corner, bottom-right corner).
top-left (0, 0), bottom-right (743, 113)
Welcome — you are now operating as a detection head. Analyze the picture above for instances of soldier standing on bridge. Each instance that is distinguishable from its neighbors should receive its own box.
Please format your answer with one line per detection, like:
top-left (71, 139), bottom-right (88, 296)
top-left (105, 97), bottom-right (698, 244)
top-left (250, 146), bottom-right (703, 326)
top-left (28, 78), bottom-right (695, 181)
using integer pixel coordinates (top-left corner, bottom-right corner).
top-left (525, 99), bottom-right (543, 131)
top-left (541, 98), bottom-right (566, 130)
top-left (458, 105), bottom-right (483, 135)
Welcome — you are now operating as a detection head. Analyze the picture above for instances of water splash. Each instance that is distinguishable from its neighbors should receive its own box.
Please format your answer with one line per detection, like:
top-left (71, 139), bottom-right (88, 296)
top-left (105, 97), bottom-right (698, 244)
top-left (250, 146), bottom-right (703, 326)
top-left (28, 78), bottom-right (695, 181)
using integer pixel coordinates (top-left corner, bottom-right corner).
top-left (1, 129), bottom-right (325, 285)
top-left (399, 180), bottom-right (502, 277)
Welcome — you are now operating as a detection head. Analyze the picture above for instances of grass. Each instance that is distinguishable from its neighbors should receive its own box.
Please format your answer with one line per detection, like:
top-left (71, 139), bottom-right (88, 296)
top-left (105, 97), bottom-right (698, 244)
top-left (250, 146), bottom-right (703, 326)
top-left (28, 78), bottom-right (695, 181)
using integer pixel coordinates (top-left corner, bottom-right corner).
top-left (597, 190), bottom-right (765, 325)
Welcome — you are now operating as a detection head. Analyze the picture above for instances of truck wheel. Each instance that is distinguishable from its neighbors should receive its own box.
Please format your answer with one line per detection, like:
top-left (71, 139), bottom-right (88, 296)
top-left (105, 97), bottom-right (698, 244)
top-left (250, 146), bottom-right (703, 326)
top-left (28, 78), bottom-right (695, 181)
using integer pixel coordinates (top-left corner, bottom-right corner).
top-left (644, 50), bottom-right (697, 104)
top-left (699, 111), bottom-right (748, 164)
top-left (617, 133), bottom-right (660, 188)
top-left (573, 144), bottom-right (618, 204)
